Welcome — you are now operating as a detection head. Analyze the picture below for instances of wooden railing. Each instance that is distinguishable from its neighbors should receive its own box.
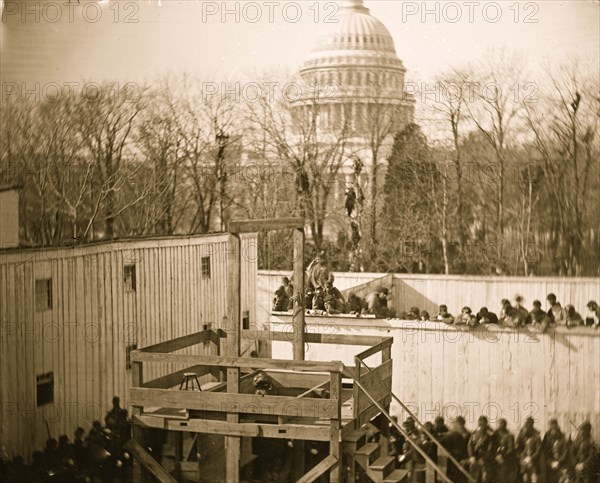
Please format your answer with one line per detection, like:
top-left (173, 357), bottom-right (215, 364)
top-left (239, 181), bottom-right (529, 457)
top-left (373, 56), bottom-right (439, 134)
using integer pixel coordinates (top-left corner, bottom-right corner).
top-left (129, 328), bottom-right (396, 483)
top-left (352, 337), bottom-right (393, 427)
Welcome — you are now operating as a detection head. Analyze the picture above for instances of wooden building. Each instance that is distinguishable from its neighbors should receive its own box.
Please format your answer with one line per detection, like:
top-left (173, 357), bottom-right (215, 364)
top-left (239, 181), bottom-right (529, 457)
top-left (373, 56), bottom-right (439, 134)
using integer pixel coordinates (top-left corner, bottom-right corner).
top-left (0, 233), bottom-right (257, 459)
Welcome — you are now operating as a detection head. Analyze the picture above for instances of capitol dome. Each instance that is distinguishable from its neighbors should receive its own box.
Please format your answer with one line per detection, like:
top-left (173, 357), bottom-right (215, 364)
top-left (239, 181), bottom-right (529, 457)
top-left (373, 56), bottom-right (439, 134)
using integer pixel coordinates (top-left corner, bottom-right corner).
top-left (301, 0), bottom-right (405, 74)
top-left (297, 0), bottom-right (414, 142)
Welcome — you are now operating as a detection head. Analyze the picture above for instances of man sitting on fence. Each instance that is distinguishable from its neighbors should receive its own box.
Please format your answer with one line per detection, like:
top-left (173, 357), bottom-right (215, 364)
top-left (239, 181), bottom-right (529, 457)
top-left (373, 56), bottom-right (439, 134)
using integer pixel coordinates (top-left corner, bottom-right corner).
top-left (436, 304), bottom-right (455, 324)
top-left (528, 300), bottom-right (552, 332)
top-left (455, 306), bottom-right (477, 326)
top-left (546, 293), bottom-right (559, 322)
top-left (272, 277), bottom-right (291, 312)
top-left (476, 307), bottom-right (499, 325)
top-left (565, 304), bottom-right (584, 328)
top-left (323, 281), bottom-right (346, 315)
top-left (366, 287), bottom-right (394, 318)
top-left (586, 300), bottom-right (599, 327)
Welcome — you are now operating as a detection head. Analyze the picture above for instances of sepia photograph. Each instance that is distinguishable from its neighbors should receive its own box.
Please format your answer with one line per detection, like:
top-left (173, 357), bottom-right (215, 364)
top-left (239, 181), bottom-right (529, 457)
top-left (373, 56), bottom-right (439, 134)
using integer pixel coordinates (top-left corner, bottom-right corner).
top-left (1, 0), bottom-right (599, 482)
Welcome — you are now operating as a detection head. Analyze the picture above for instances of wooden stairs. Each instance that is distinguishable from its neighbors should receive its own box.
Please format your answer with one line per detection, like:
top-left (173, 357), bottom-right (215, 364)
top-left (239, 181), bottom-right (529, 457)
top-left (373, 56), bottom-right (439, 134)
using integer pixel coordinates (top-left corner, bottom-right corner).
top-left (343, 426), bottom-right (409, 483)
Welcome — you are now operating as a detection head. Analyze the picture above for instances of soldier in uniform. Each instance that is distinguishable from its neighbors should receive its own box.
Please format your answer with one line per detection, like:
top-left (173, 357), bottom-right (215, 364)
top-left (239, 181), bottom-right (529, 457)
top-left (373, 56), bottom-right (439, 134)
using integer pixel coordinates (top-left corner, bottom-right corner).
top-left (440, 416), bottom-right (471, 483)
top-left (542, 419), bottom-right (570, 483)
top-left (517, 417), bottom-right (542, 483)
top-left (494, 419), bottom-right (519, 483)
top-left (571, 421), bottom-right (600, 483)
top-left (468, 416), bottom-right (496, 483)
top-left (105, 395), bottom-right (131, 449)
top-left (401, 417), bottom-right (424, 475)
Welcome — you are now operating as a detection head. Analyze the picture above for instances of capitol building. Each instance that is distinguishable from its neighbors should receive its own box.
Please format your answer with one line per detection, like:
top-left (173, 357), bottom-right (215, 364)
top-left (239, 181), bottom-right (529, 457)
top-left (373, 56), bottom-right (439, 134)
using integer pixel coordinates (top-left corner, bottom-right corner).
top-left (295, 0), bottom-right (415, 178)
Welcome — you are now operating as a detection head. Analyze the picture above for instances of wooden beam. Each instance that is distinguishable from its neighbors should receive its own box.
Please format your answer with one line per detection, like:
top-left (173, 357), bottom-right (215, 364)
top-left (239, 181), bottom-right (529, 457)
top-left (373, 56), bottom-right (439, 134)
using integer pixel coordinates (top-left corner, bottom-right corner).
top-left (130, 351), bottom-right (345, 373)
top-left (330, 371), bottom-right (342, 483)
top-left (293, 228), bottom-right (305, 361)
top-left (228, 217), bottom-right (304, 234)
top-left (124, 438), bottom-right (177, 483)
top-left (355, 337), bottom-right (393, 361)
top-left (135, 415), bottom-right (331, 441)
top-left (226, 233), bottom-right (241, 483)
top-left (296, 380), bottom-right (330, 399)
top-left (130, 387), bottom-right (339, 419)
top-left (143, 365), bottom-right (213, 389)
top-left (296, 454), bottom-right (338, 483)
top-left (241, 330), bottom-right (388, 347)
top-left (132, 361), bottom-right (144, 417)
top-left (140, 330), bottom-right (215, 353)
top-left (267, 371), bottom-right (330, 390)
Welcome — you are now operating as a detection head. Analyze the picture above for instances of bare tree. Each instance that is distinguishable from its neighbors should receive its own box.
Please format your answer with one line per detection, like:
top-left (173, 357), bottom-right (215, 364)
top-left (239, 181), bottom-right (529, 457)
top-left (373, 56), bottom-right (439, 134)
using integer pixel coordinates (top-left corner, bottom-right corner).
top-left (247, 82), bottom-right (349, 251)
top-left (75, 82), bottom-right (147, 239)
top-left (523, 65), bottom-right (600, 275)
top-left (465, 51), bottom-right (526, 253)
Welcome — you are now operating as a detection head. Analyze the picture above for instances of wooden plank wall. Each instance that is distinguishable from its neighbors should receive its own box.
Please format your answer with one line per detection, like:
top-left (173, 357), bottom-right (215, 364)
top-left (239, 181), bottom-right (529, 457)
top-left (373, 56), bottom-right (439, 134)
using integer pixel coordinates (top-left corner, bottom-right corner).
top-left (270, 318), bottom-right (600, 444)
top-left (391, 274), bottom-right (600, 321)
top-left (259, 271), bottom-right (600, 322)
top-left (0, 234), bottom-right (257, 460)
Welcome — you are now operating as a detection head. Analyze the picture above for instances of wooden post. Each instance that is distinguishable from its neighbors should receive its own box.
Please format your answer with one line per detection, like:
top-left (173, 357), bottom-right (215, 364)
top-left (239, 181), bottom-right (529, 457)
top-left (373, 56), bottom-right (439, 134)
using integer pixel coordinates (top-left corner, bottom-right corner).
top-left (226, 234), bottom-right (241, 483)
top-left (330, 371), bottom-right (342, 483)
top-left (131, 360), bottom-right (146, 482)
top-left (292, 228), bottom-right (305, 361)
top-left (132, 425), bottom-right (150, 483)
top-left (174, 432), bottom-right (183, 482)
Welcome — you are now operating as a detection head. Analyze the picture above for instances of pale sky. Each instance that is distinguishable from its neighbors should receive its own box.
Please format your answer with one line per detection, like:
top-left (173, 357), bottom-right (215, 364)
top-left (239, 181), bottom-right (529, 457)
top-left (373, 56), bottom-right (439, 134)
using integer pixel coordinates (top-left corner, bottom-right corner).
top-left (0, 0), bottom-right (599, 86)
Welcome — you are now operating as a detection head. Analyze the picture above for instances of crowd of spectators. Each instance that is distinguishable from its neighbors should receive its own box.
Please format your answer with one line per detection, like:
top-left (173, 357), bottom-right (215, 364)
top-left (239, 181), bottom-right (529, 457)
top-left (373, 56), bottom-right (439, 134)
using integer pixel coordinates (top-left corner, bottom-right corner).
top-left (385, 414), bottom-right (600, 483)
top-left (408, 294), bottom-right (599, 331)
top-left (0, 397), bottom-right (133, 483)
top-left (273, 269), bottom-right (600, 331)
top-left (272, 275), bottom-right (395, 318)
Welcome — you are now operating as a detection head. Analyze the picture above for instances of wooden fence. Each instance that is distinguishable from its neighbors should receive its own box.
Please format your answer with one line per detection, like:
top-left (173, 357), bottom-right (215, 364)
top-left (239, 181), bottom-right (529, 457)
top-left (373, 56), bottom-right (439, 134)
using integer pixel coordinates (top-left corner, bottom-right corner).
top-left (270, 315), bottom-right (600, 443)
top-left (258, 271), bottom-right (600, 323)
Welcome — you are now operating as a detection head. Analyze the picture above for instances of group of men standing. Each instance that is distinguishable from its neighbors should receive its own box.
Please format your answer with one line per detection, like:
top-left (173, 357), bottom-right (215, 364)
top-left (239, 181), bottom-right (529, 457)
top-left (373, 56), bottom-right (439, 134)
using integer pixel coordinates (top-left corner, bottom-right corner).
top-left (388, 415), bottom-right (599, 483)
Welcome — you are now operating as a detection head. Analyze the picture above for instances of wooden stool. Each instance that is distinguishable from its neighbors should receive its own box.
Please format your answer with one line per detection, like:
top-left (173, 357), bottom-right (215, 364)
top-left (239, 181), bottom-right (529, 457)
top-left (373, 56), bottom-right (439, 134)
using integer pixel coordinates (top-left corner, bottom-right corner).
top-left (179, 372), bottom-right (202, 391)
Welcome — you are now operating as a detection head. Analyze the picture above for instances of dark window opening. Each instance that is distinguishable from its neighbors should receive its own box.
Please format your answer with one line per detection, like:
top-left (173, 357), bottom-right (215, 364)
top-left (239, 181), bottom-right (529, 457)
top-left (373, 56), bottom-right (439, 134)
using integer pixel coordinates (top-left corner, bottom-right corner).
top-left (242, 311), bottom-right (250, 330)
top-left (201, 256), bottom-right (211, 279)
top-left (124, 265), bottom-right (136, 292)
top-left (36, 372), bottom-right (54, 407)
top-left (35, 279), bottom-right (52, 312)
top-left (126, 343), bottom-right (138, 370)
